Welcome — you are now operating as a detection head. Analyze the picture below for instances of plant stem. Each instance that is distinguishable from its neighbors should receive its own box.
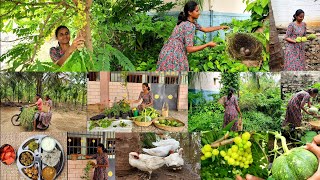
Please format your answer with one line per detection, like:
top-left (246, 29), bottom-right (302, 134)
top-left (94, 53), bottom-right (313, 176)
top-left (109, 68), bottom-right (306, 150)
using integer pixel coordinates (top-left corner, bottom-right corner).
top-left (274, 133), bottom-right (289, 154)
top-left (211, 138), bottom-right (234, 148)
top-left (212, 131), bottom-right (230, 145)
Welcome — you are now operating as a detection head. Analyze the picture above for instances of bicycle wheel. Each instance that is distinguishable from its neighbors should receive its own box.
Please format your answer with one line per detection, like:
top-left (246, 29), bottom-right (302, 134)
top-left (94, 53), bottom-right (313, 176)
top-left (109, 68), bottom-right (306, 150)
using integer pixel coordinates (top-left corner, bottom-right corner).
top-left (11, 114), bottom-right (21, 126)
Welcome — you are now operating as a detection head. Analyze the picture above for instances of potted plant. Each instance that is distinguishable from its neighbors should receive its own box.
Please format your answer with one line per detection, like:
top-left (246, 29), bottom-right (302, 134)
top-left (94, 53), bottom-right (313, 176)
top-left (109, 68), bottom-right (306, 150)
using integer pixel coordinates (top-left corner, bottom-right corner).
top-left (111, 104), bottom-right (121, 119)
top-left (121, 105), bottom-right (131, 119)
top-left (104, 108), bottom-right (113, 118)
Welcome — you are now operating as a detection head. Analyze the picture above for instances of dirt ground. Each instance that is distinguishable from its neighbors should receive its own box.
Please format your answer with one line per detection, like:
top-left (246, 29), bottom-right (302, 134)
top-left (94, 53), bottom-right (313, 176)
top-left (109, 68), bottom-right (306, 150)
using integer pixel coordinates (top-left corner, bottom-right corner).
top-left (1, 107), bottom-right (87, 132)
top-left (116, 163), bottom-right (200, 180)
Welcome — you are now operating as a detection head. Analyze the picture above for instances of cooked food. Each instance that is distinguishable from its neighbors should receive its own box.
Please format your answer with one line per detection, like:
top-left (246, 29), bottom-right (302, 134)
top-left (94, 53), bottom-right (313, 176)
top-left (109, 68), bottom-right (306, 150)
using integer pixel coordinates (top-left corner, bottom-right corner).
top-left (25, 166), bottom-right (38, 180)
top-left (42, 166), bottom-right (57, 180)
top-left (41, 137), bottom-right (56, 152)
top-left (41, 148), bottom-right (61, 167)
top-left (20, 151), bottom-right (34, 166)
top-left (28, 140), bottom-right (39, 152)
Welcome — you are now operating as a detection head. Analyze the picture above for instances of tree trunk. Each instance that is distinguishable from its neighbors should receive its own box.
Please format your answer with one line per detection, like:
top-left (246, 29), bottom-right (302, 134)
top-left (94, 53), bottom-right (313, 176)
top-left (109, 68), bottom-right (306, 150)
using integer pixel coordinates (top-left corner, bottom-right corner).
top-left (85, 0), bottom-right (93, 52)
top-left (269, 2), bottom-right (284, 71)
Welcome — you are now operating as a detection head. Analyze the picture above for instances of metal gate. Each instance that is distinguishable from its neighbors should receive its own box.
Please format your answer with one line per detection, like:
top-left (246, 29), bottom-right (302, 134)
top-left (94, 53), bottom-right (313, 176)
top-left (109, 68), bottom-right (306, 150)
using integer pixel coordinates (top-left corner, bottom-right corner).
top-left (151, 84), bottom-right (178, 111)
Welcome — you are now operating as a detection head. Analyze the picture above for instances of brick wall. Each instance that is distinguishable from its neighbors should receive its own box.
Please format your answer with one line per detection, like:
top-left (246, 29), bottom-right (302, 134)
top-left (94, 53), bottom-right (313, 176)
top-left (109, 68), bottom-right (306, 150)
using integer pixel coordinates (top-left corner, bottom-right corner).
top-left (281, 71), bottom-right (320, 98)
top-left (178, 84), bottom-right (188, 111)
top-left (87, 82), bottom-right (101, 105)
top-left (109, 82), bottom-right (142, 107)
top-left (68, 160), bottom-right (96, 180)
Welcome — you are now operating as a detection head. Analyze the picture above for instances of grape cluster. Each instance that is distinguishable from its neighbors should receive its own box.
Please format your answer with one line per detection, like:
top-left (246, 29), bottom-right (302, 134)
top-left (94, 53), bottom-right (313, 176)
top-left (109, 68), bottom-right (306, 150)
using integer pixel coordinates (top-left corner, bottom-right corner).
top-left (201, 132), bottom-right (253, 169)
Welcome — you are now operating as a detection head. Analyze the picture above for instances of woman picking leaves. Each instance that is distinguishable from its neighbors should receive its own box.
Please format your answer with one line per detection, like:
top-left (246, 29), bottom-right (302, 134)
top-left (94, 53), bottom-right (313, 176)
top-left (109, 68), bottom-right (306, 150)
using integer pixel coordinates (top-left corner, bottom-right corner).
top-left (157, 1), bottom-right (228, 71)
top-left (50, 26), bottom-right (85, 66)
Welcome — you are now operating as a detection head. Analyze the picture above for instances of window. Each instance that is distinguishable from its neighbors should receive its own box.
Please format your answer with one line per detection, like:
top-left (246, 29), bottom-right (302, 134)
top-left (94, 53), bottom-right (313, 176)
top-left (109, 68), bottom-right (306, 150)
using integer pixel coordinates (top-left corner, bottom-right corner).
top-left (88, 72), bottom-right (98, 81)
top-left (147, 75), bottom-right (159, 83)
top-left (87, 138), bottom-right (101, 155)
top-left (127, 74), bottom-right (143, 83)
top-left (67, 137), bottom-right (81, 155)
top-left (165, 76), bottom-right (179, 84)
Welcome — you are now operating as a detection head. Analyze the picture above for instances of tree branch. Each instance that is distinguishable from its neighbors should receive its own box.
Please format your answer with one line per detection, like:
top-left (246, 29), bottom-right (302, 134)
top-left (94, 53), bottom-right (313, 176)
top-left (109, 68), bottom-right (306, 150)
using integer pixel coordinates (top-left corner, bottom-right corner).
top-left (1, 36), bottom-right (36, 43)
top-left (0, 4), bottom-right (18, 18)
top-left (7, 0), bottom-right (63, 6)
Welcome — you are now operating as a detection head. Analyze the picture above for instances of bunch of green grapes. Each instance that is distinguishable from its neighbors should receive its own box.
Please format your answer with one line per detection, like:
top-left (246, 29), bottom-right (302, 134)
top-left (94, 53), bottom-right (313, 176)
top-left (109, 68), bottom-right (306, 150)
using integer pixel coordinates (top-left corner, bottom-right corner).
top-left (201, 132), bottom-right (253, 169)
top-left (73, 0), bottom-right (87, 31)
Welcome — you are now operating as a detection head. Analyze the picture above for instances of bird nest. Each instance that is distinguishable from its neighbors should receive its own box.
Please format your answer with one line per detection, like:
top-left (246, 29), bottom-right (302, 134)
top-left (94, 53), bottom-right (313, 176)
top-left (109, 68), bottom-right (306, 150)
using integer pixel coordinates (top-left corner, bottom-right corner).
top-left (226, 33), bottom-right (263, 67)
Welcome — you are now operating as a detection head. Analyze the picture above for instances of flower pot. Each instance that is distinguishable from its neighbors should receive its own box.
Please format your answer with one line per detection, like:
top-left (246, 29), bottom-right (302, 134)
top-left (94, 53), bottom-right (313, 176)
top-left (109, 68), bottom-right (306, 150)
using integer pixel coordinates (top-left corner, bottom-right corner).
top-left (128, 111), bottom-right (133, 117)
top-left (121, 113), bottom-right (128, 119)
top-left (71, 154), bottom-right (79, 160)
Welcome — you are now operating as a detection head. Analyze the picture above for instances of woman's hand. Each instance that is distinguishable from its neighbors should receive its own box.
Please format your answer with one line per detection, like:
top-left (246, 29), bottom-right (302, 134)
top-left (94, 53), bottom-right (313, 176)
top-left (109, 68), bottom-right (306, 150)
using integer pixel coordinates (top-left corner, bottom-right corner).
top-left (306, 134), bottom-right (320, 180)
top-left (70, 37), bottom-right (85, 51)
top-left (206, 42), bottom-right (217, 48)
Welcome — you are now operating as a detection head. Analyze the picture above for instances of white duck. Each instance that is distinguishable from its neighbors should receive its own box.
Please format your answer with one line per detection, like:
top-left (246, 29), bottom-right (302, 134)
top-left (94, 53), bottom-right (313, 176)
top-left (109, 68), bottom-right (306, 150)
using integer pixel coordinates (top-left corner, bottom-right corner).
top-left (142, 145), bottom-right (173, 157)
top-left (152, 138), bottom-right (180, 152)
top-left (129, 152), bottom-right (165, 180)
top-left (164, 148), bottom-right (184, 170)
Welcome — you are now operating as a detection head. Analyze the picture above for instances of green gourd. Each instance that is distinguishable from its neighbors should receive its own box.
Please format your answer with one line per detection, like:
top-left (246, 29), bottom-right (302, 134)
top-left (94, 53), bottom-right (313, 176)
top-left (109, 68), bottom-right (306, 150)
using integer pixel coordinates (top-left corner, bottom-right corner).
top-left (271, 134), bottom-right (318, 180)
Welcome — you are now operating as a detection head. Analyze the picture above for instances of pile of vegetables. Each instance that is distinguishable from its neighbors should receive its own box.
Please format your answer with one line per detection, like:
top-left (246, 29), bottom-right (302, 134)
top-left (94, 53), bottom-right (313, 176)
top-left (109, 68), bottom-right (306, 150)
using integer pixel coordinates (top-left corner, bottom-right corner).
top-left (295, 36), bottom-right (307, 43)
top-left (155, 119), bottom-right (184, 127)
top-left (134, 116), bottom-right (152, 122)
top-left (141, 107), bottom-right (160, 119)
top-left (20, 107), bottom-right (36, 131)
top-left (89, 119), bottom-right (112, 130)
top-left (113, 121), bottom-right (128, 128)
top-left (296, 34), bottom-right (317, 42)
top-left (201, 132), bottom-right (253, 168)
top-left (307, 34), bottom-right (317, 40)
top-left (270, 132), bottom-right (318, 180)
top-left (0, 144), bottom-right (16, 165)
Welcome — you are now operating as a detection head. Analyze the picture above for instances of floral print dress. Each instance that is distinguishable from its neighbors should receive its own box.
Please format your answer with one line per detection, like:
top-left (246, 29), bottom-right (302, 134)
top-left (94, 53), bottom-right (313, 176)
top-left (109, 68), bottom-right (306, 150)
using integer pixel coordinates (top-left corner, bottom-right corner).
top-left (223, 95), bottom-right (239, 131)
top-left (157, 21), bottom-right (202, 71)
top-left (49, 46), bottom-right (64, 63)
top-left (138, 91), bottom-right (154, 111)
top-left (92, 153), bottom-right (109, 180)
top-left (284, 22), bottom-right (307, 71)
top-left (283, 91), bottom-right (310, 127)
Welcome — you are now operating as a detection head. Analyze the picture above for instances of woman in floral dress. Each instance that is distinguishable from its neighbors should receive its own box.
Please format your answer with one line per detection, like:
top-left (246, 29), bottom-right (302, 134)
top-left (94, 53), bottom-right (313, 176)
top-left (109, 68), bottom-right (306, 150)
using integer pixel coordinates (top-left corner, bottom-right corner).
top-left (38, 95), bottom-right (53, 129)
top-left (85, 144), bottom-right (109, 180)
top-left (284, 9), bottom-right (307, 71)
top-left (130, 83), bottom-right (154, 111)
top-left (223, 88), bottom-right (242, 131)
top-left (283, 88), bottom-right (318, 128)
top-left (157, 1), bottom-right (228, 71)
top-left (49, 26), bottom-right (85, 66)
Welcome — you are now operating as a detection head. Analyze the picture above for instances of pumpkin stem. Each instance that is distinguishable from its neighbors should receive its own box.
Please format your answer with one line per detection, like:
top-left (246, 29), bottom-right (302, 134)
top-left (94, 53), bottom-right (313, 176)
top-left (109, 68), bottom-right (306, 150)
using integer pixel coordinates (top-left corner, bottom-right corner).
top-left (274, 133), bottom-right (289, 154)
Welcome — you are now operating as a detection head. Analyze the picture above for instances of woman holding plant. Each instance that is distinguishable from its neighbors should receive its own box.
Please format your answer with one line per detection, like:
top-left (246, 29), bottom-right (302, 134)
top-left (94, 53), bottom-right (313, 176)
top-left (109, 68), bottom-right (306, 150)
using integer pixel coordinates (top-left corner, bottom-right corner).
top-left (283, 88), bottom-right (318, 128)
top-left (83, 143), bottom-right (109, 180)
top-left (129, 83), bottom-right (154, 111)
top-left (157, 1), bottom-right (229, 71)
top-left (222, 88), bottom-right (242, 131)
top-left (284, 9), bottom-right (307, 71)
